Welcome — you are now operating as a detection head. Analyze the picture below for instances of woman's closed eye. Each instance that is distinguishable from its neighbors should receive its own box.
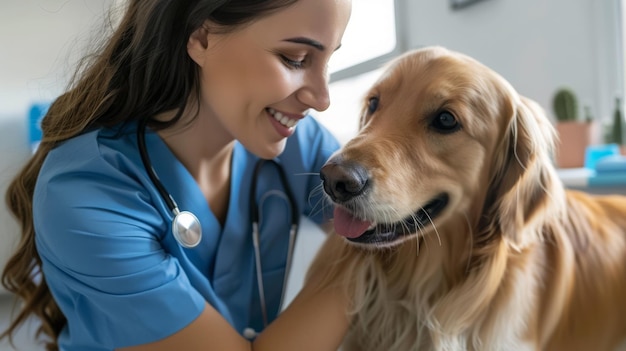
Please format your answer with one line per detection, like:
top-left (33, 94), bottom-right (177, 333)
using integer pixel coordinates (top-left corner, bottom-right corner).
top-left (280, 54), bottom-right (307, 69)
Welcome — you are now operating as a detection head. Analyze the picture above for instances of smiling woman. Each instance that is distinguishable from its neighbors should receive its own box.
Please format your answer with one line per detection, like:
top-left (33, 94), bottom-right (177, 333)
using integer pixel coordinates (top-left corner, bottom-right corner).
top-left (0, 1), bottom-right (354, 351)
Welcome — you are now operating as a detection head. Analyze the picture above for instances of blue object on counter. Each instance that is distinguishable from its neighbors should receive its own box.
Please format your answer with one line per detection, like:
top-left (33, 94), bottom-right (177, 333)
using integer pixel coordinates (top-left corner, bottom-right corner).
top-left (588, 154), bottom-right (626, 187)
top-left (588, 173), bottom-right (626, 186)
top-left (28, 102), bottom-right (50, 152)
top-left (595, 155), bottom-right (626, 173)
top-left (584, 144), bottom-right (620, 170)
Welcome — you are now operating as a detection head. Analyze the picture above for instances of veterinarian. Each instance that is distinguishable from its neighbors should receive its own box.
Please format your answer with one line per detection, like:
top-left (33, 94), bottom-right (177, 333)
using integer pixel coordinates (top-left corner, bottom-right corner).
top-left (0, 0), bottom-right (352, 350)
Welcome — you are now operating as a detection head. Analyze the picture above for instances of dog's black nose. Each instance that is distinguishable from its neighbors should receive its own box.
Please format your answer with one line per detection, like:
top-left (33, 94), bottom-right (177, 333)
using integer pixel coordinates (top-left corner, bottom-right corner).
top-left (320, 157), bottom-right (369, 202)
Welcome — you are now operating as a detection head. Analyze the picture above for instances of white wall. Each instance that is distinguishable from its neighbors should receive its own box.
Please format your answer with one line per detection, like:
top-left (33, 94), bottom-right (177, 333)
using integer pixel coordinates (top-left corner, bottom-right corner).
top-left (402, 0), bottom-right (623, 128)
top-left (0, 0), bottom-right (115, 294)
top-left (1, 0), bottom-right (117, 115)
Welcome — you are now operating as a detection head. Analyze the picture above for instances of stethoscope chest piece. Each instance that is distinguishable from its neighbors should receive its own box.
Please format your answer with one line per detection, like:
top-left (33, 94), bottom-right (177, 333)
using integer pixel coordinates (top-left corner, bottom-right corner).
top-left (172, 210), bottom-right (202, 248)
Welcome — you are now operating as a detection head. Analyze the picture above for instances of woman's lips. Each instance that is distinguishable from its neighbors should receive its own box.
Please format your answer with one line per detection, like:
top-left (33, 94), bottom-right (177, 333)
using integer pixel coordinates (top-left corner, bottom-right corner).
top-left (266, 108), bottom-right (304, 138)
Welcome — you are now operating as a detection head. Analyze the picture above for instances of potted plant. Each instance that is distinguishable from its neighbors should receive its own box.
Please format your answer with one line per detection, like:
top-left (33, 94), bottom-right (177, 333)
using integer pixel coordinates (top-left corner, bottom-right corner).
top-left (607, 96), bottom-right (625, 155)
top-left (552, 88), bottom-right (599, 168)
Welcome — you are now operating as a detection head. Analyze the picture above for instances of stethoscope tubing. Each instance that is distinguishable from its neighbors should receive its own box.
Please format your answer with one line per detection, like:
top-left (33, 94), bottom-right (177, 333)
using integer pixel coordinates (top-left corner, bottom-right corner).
top-left (250, 159), bottom-right (300, 327)
top-left (137, 120), bottom-right (202, 248)
top-left (137, 120), bottom-right (179, 213)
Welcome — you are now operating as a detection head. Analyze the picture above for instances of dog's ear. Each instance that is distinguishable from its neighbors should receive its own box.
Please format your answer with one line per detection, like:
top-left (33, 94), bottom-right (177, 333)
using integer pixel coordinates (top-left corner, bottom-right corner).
top-left (482, 94), bottom-right (563, 250)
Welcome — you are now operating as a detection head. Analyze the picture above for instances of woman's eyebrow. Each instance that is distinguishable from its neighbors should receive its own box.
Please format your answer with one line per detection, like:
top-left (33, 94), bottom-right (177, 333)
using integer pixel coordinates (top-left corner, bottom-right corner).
top-left (283, 37), bottom-right (326, 51)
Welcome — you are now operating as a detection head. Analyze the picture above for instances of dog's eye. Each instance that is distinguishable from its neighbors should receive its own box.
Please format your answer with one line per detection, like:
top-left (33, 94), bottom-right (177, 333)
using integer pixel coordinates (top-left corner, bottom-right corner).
top-left (367, 97), bottom-right (379, 114)
top-left (431, 111), bottom-right (460, 133)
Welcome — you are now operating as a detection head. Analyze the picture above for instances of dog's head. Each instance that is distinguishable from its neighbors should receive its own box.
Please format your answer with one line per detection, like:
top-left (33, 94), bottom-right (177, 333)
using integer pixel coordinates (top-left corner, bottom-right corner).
top-left (320, 46), bottom-right (563, 248)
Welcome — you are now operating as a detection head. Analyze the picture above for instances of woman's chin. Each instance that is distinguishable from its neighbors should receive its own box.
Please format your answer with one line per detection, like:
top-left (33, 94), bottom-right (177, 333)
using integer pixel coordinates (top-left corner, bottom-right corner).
top-left (252, 140), bottom-right (287, 160)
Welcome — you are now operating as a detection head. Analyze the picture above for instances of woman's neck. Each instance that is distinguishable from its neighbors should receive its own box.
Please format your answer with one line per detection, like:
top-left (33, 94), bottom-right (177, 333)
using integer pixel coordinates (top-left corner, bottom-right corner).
top-left (157, 111), bottom-right (235, 225)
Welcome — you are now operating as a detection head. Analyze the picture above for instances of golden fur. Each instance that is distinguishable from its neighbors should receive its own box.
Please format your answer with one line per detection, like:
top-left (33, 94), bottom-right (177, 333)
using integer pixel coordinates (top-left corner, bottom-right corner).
top-left (308, 46), bottom-right (626, 351)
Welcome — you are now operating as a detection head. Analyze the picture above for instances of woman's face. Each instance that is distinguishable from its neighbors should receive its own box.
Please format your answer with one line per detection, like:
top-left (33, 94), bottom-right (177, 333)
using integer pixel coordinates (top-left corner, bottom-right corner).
top-left (187, 0), bottom-right (352, 159)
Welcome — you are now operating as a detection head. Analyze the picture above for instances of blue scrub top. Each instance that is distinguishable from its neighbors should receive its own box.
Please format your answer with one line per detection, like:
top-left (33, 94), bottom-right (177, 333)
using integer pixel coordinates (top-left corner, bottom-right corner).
top-left (33, 116), bottom-right (340, 350)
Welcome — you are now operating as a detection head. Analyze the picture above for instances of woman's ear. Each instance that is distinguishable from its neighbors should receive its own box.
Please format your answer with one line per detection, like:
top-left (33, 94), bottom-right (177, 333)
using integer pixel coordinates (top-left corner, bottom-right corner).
top-left (187, 22), bottom-right (210, 66)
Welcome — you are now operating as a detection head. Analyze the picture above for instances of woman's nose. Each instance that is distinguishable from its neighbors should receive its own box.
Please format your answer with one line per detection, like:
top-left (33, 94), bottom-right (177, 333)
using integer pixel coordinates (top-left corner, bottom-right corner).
top-left (297, 70), bottom-right (331, 112)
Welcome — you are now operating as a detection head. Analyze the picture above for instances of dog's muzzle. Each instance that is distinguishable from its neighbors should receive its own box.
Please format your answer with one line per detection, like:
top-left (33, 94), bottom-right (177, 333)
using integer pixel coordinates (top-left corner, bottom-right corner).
top-left (320, 155), bottom-right (449, 244)
top-left (320, 156), bottom-right (370, 203)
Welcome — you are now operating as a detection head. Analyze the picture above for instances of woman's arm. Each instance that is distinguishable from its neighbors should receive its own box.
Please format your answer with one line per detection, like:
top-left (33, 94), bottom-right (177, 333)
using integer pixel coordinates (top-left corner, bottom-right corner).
top-left (117, 271), bottom-right (349, 351)
top-left (254, 269), bottom-right (349, 350)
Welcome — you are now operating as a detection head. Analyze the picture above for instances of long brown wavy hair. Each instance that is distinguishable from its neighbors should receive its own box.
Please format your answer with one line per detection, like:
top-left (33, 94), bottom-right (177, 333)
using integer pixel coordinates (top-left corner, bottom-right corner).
top-left (0, 1), bottom-right (297, 350)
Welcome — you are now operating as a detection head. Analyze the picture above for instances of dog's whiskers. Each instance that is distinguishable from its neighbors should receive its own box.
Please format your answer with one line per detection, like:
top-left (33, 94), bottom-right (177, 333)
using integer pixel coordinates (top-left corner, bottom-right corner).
top-left (306, 184), bottom-right (332, 220)
top-left (421, 207), bottom-right (442, 247)
top-left (416, 230), bottom-right (421, 256)
top-left (462, 212), bottom-right (474, 274)
top-left (411, 213), bottom-right (426, 256)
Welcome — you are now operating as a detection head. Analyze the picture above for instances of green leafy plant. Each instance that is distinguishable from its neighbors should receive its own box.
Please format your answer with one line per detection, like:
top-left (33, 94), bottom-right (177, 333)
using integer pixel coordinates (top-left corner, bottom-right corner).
top-left (609, 97), bottom-right (624, 145)
top-left (552, 88), bottom-right (579, 122)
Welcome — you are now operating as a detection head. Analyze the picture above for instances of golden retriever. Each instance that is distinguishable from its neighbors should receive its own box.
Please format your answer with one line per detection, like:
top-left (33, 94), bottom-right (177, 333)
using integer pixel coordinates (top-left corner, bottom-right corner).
top-left (308, 46), bottom-right (626, 351)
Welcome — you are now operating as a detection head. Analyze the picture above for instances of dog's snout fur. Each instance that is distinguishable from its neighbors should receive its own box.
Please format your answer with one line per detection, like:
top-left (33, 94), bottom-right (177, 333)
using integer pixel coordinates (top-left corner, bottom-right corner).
top-left (320, 157), bottom-right (369, 202)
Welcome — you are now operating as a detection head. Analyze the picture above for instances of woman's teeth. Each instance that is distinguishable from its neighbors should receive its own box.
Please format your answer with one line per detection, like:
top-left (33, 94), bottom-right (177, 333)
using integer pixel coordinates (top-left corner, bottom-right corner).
top-left (268, 108), bottom-right (299, 128)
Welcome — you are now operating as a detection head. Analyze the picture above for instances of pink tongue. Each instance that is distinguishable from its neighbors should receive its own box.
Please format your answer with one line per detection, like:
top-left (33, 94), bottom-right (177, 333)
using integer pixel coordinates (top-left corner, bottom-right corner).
top-left (333, 207), bottom-right (372, 238)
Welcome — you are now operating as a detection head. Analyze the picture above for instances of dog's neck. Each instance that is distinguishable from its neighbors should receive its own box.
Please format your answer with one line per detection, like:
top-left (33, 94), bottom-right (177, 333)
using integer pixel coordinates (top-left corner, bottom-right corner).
top-left (345, 216), bottom-right (543, 351)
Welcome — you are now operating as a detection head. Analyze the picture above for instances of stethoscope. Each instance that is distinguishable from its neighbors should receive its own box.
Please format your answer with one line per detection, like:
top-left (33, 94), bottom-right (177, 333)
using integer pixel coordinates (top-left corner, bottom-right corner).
top-left (137, 121), bottom-right (203, 248)
top-left (249, 158), bottom-right (299, 329)
top-left (137, 121), bottom-right (300, 334)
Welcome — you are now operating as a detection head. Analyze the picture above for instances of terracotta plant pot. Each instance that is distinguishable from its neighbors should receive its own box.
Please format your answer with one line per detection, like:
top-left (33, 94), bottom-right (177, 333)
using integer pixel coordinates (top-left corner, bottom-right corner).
top-left (555, 121), bottom-right (599, 168)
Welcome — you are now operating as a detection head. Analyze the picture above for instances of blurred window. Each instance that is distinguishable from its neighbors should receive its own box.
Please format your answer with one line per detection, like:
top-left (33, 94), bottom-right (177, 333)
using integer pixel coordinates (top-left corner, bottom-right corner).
top-left (313, 0), bottom-right (404, 144)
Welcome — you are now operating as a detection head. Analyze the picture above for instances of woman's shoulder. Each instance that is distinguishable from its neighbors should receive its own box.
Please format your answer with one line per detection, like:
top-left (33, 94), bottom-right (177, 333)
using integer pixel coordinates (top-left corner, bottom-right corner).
top-left (287, 115), bottom-right (340, 154)
top-left (33, 125), bottom-right (167, 264)
top-left (40, 125), bottom-right (141, 181)
top-left (35, 125), bottom-right (150, 219)
top-left (293, 114), bottom-right (335, 140)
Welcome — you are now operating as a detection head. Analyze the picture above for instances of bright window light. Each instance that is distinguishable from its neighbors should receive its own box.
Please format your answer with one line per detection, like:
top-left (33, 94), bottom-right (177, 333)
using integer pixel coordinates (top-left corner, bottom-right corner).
top-left (328, 0), bottom-right (396, 74)
top-left (313, 69), bottom-right (384, 145)
top-left (314, 0), bottom-right (397, 145)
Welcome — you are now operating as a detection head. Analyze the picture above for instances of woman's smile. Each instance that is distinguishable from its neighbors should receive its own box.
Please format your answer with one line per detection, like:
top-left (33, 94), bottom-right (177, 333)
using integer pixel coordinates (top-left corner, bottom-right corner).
top-left (266, 107), bottom-right (304, 138)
